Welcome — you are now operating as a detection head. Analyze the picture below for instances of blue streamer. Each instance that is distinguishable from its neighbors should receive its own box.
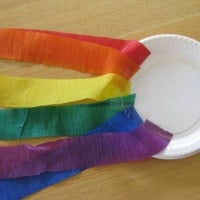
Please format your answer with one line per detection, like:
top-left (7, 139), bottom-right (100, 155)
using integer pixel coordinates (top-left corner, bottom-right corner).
top-left (0, 106), bottom-right (143, 200)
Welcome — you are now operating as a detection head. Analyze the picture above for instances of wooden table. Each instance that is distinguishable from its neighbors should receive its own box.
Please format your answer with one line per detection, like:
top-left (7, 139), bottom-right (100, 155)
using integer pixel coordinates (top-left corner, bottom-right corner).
top-left (0, 0), bottom-right (200, 199)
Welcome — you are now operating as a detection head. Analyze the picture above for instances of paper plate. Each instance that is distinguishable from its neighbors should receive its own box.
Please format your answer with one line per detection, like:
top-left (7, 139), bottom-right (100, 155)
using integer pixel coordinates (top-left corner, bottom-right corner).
top-left (132, 34), bottom-right (200, 159)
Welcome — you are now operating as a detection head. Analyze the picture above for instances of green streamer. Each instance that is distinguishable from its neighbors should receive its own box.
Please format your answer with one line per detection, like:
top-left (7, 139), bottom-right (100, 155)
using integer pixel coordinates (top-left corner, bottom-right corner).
top-left (0, 94), bottom-right (135, 140)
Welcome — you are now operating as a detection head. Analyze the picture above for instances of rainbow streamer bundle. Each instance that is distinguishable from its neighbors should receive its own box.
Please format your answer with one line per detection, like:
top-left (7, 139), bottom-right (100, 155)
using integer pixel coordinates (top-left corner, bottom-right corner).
top-left (0, 28), bottom-right (172, 200)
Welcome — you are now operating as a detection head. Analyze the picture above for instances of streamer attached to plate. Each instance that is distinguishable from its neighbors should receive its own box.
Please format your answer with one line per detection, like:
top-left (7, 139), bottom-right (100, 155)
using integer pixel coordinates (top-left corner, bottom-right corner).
top-left (0, 120), bottom-right (172, 179)
top-left (0, 28), bottom-right (150, 79)
top-left (0, 73), bottom-right (130, 108)
top-left (0, 94), bottom-right (135, 139)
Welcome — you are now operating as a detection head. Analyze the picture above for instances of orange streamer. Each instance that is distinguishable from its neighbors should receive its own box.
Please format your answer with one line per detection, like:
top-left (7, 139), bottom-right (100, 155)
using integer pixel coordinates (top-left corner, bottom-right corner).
top-left (0, 29), bottom-right (139, 79)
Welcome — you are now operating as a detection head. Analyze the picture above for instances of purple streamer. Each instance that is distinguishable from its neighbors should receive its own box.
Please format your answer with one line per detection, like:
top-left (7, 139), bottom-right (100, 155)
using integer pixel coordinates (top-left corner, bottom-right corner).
top-left (0, 120), bottom-right (172, 179)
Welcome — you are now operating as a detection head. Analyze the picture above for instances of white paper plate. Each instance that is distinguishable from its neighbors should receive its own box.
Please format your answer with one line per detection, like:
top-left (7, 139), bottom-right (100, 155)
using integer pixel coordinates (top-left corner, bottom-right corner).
top-left (132, 34), bottom-right (200, 159)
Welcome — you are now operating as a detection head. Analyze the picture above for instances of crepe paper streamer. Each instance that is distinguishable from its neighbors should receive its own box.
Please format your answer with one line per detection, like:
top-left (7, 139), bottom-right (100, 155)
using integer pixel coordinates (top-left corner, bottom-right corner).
top-left (0, 94), bottom-right (135, 140)
top-left (0, 73), bottom-right (130, 108)
top-left (0, 170), bottom-right (80, 200)
top-left (0, 120), bottom-right (172, 179)
top-left (0, 29), bottom-right (142, 79)
top-left (18, 28), bottom-right (150, 65)
top-left (0, 106), bottom-right (143, 200)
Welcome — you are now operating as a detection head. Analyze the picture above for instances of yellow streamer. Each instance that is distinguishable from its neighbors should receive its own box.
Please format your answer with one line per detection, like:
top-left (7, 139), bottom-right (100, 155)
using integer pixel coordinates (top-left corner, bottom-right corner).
top-left (0, 73), bottom-right (130, 108)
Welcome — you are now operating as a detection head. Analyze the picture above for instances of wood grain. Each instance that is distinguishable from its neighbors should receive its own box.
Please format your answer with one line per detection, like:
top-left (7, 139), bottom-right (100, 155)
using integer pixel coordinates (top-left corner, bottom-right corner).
top-left (0, 0), bottom-right (199, 199)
